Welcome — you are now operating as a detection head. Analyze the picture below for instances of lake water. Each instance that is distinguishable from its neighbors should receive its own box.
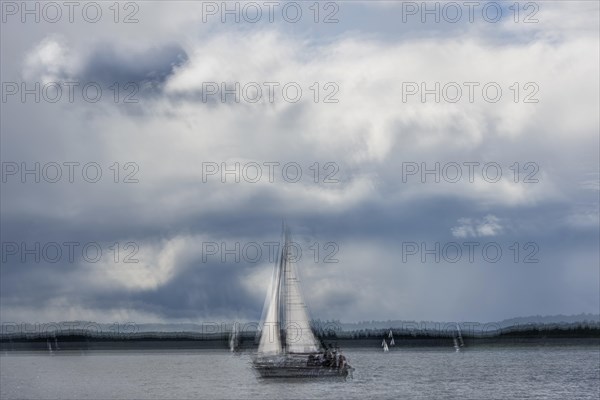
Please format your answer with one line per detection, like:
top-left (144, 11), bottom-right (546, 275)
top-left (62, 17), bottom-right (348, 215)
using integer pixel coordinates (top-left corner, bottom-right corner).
top-left (1, 346), bottom-right (598, 399)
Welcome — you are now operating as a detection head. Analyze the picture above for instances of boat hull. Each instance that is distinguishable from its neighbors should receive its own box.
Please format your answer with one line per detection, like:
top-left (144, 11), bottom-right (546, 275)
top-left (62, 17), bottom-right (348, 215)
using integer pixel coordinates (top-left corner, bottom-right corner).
top-left (253, 354), bottom-right (352, 379)
top-left (254, 364), bottom-right (351, 379)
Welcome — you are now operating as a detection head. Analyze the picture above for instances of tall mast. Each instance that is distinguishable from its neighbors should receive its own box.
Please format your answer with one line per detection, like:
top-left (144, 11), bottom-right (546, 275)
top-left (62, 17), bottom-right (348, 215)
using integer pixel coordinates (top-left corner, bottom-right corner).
top-left (284, 226), bottom-right (291, 353)
top-left (280, 227), bottom-right (288, 353)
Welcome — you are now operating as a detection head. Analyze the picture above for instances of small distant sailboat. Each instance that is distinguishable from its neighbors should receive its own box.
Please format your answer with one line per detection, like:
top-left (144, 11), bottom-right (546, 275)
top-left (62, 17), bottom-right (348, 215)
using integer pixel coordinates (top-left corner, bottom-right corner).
top-left (453, 323), bottom-right (464, 352)
top-left (47, 336), bottom-right (59, 353)
top-left (382, 339), bottom-right (389, 352)
top-left (253, 225), bottom-right (353, 378)
top-left (388, 330), bottom-right (395, 346)
top-left (457, 324), bottom-right (464, 347)
top-left (229, 323), bottom-right (240, 353)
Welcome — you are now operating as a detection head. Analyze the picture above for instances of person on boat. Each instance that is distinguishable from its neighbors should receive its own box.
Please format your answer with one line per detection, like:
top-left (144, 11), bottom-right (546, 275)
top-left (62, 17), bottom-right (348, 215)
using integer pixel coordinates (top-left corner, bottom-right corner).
top-left (308, 353), bottom-right (320, 366)
top-left (338, 353), bottom-right (346, 369)
top-left (322, 350), bottom-right (331, 367)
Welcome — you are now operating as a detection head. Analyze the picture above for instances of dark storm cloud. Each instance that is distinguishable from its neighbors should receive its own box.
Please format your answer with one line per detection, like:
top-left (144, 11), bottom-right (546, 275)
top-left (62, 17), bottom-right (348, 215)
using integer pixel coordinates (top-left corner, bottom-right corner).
top-left (79, 43), bottom-right (188, 90)
top-left (0, 252), bottom-right (266, 321)
top-left (78, 259), bottom-right (264, 320)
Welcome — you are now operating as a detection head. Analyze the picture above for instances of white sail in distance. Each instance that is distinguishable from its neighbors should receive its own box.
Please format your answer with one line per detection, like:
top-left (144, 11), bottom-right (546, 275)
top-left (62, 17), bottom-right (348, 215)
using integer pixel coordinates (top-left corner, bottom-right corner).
top-left (229, 323), bottom-right (239, 352)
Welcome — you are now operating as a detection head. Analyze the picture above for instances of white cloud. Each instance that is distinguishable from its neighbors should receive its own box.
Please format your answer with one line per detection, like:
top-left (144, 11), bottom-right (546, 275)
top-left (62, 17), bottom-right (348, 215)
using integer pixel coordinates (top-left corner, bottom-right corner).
top-left (94, 235), bottom-right (201, 291)
top-left (22, 35), bottom-right (78, 83)
top-left (451, 215), bottom-right (504, 238)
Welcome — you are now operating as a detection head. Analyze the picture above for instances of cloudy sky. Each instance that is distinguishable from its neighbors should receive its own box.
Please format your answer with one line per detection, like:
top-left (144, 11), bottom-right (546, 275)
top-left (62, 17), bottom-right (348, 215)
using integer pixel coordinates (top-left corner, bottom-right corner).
top-left (1, 1), bottom-right (598, 325)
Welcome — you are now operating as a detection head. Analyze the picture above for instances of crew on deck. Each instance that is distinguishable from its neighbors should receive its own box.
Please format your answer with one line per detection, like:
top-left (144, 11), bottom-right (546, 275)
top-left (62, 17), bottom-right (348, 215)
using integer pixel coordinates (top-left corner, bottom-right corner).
top-left (306, 345), bottom-right (347, 370)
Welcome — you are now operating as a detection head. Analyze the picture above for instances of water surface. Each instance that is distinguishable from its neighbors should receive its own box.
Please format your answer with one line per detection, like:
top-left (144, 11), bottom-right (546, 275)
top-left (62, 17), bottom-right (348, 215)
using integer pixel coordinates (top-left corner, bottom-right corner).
top-left (1, 346), bottom-right (598, 399)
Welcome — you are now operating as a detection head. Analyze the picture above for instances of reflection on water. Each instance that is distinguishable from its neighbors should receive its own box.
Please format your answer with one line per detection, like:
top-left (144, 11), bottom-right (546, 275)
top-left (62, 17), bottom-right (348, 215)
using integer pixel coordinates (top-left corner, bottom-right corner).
top-left (1, 347), bottom-right (599, 399)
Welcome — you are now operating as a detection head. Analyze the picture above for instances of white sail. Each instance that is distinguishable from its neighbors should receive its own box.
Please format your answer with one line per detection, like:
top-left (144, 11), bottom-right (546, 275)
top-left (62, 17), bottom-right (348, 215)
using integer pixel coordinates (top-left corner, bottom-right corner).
top-left (456, 323), bottom-right (464, 347)
top-left (257, 252), bottom-right (283, 356)
top-left (229, 323), bottom-right (239, 352)
top-left (388, 330), bottom-right (393, 338)
top-left (390, 337), bottom-right (395, 346)
top-left (283, 254), bottom-right (319, 353)
top-left (257, 225), bottom-right (319, 355)
top-left (383, 341), bottom-right (389, 352)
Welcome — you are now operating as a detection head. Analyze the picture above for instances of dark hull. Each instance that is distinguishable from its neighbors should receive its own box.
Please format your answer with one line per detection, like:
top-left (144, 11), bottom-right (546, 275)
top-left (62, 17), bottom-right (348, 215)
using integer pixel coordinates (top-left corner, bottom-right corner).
top-left (253, 354), bottom-right (353, 379)
top-left (254, 364), bottom-right (350, 379)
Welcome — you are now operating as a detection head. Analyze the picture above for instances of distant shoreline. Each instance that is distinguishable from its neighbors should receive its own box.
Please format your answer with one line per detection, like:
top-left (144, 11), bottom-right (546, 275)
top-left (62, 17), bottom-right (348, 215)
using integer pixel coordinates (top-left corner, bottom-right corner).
top-left (2, 326), bottom-right (598, 352)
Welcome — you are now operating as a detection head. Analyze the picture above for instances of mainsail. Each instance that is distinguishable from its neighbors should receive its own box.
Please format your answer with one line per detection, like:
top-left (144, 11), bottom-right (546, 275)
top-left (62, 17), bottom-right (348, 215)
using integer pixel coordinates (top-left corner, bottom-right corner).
top-left (257, 226), bottom-right (320, 356)
top-left (283, 242), bottom-right (319, 353)
top-left (257, 247), bottom-right (283, 355)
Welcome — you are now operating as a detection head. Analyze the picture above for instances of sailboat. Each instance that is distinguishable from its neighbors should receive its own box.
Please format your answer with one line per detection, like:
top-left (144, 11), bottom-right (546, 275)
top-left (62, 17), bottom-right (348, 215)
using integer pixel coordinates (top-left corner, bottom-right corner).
top-left (388, 330), bottom-right (395, 346)
top-left (382, 339), bottom-right (389, 352)
top-left (454, 323), bottom-right (464, 352)
top-left (253, 226), bottom-right (353, 378)
top-left (229, 323), bottom-right (240, 353)
top-left (47, 336), bottom-right (59, 353)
